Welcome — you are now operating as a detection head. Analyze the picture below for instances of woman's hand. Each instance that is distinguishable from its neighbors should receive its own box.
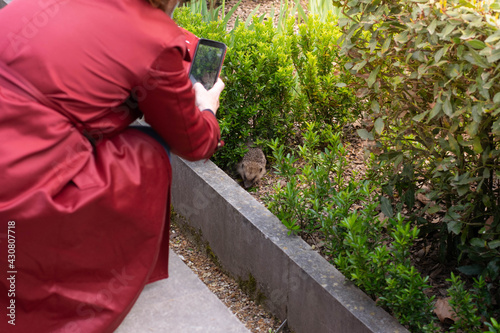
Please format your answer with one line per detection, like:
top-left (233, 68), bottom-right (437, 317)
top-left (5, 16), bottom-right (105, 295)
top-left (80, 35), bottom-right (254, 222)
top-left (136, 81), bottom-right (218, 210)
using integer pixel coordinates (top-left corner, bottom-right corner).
top-left (193, 78), bottom-right (225, 115)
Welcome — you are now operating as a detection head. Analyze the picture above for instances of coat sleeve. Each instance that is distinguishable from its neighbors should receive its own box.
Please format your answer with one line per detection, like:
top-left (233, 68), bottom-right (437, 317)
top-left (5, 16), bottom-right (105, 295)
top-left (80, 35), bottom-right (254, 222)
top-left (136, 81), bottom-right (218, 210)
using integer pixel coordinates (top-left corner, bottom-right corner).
top-left (137, 36), bottom-right (221, 161)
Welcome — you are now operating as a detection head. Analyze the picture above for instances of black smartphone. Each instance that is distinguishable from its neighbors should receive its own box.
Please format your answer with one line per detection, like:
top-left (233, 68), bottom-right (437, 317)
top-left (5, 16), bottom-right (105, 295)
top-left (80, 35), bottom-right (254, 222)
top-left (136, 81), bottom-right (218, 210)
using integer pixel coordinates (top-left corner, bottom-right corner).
top-left (189, 39), bottom-right (227, 90)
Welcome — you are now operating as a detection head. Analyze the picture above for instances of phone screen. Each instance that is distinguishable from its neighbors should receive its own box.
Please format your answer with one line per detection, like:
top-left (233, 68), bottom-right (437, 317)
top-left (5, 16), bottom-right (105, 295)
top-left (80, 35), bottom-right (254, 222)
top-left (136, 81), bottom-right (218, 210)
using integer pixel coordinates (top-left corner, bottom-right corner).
top-left (189, 39), bottom-right (226, 90)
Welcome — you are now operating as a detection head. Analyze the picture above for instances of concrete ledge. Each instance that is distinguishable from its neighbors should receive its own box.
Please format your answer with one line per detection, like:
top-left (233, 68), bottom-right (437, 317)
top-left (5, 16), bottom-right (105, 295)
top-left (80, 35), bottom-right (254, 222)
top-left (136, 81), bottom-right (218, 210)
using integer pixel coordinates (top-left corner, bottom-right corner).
top-left (170, 155), bottom-right (409, 333)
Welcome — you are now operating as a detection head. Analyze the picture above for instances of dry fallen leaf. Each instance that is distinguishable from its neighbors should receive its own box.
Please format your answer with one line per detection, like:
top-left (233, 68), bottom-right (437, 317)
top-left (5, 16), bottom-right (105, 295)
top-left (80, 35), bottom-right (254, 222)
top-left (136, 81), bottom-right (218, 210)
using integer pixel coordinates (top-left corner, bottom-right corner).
top-left (485, 216), bottom-right (494, 231)
top-left (434, 297), bottom-right (457, 324)
top-left (416, 192), bottom-right (430, 205)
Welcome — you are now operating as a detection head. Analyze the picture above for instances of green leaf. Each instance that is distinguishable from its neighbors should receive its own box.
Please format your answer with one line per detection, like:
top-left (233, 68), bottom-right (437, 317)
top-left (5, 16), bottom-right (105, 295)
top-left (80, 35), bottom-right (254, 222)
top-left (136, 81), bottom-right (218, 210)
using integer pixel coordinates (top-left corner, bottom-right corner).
top-left (457, 185), bottom-right (469, 196)
top-left (472, 136), bottom-right (483, 154)
top-left (434, 46), bottom-right (448, 63)
top-left (443, 98), bottom-right (453, 116)
top-left (427, 19), bottom-right (437, 35)
top-left (458, 0), bottom-right (476, 9)
top-left (371, 100), bottom-right (380, 112)
top-left (223, 0), bottom-right (242, 26)
top-left (485, 31), bottom-right (500, 43)
top-left (460, 27), bottom-right (477, 40)
top-left (466, 39), bottom-right (486, 50)
top-left (369, 38), bottom-right (377, 53)
top-left (489, 240), bottom-right (500, 249)
top-left (447, 220), bottom-right (462, 234)
top-left (394, 154), bottom-right (403, 169)
top-left (467, 120), bottom-right (480, 136)
top-left (357, 128), bottom-right (374, 140)
top-left (487, 48), bottom-right (500, 63)
top-left (411, 50), bottom-right (425, 62)
top-left (394, 31), bottom-right (408, 44)
top-left (428, 102), bottom-right (442, 121)
top-left (427, 205), bottom-right (441, 214)
top-left (381, 37), bottom-right (391, 54)
top-left (366, 65), bottom-right (380, 87)
top-left (471, 238), bottom-right (485, 248)
top-left (448, 133), bottom-right (460, 154)
top-left (457, 264), bottom-right (483, 275)
top-left (352, 60), bottom-right (367, 71)
top-left (417, 64), bottom-right (427, 79)
top-left (487, 260), bottom-right (500, 280)
top-left (440, 23), bottom-right (456, 38)
top-left (374, 117), bottom-right (384, 134)
top-left (454, 172), bottom-right (477, 185)
top-left (464, 49), bottom-right (490, 68)
top-left (338, 17), bottom-right (351, 27)
top-left (380, 196), bottom-right (393, 218)
top-left (413, 110), bottom-right (429, 122)
top-left (492, 118), bottom-right (500, 136)
top-left (244, 5), bottom-right (261, 27)
top-left (494, 92), bottom-right (500, 104)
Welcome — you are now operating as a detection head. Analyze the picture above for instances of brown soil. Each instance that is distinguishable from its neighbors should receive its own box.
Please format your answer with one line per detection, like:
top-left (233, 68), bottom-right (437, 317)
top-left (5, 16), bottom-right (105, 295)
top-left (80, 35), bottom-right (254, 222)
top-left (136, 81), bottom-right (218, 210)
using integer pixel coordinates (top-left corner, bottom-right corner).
top-left (170, 225), bottom-right (289, 332)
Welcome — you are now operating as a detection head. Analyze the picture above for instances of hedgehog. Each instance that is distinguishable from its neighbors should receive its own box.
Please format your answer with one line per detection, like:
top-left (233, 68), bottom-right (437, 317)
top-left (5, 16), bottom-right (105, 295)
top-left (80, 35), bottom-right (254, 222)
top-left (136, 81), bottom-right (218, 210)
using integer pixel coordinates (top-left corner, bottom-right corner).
top-left (237, 147), bottom-right (266, 188)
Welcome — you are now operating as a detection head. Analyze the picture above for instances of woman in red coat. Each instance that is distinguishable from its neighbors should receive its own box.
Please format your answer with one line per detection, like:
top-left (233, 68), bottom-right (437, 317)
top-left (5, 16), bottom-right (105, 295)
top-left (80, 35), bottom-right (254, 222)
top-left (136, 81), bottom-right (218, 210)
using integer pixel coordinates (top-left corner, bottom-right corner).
top-left (0, 0), bottom-right (224, 332)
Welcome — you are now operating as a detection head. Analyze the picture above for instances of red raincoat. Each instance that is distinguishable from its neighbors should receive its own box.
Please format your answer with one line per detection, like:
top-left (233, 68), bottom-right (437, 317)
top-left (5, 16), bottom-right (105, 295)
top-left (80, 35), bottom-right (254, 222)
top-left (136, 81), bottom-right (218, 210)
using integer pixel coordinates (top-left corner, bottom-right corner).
top-left (0, 0), bottom-right (220, 332)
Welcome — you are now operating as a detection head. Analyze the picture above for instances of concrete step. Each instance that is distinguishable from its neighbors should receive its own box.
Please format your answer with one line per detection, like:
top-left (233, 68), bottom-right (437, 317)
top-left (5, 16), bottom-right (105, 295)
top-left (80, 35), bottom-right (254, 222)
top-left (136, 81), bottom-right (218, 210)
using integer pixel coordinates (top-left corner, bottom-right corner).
top-left (115, 249), bottom-right (251, 333)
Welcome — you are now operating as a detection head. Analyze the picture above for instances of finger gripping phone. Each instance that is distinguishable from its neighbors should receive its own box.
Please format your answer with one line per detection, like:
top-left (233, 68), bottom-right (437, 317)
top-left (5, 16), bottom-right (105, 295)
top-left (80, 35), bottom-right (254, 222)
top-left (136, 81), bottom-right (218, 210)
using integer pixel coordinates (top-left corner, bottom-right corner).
top-left (189, 39), bottom-right (227, 90)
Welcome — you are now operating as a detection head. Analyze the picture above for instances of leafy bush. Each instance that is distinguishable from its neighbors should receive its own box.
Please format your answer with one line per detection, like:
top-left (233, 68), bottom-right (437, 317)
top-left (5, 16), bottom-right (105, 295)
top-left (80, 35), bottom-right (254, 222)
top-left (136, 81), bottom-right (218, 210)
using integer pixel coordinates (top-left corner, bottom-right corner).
top-left (215, 17), bottom-right (299, 170)
top-left (486, 318), bottom-right (500, 333)
top-left (176, 1), bottom-right (500, 330)
top-left (177, 5), bottom-right (299, 170)
top-left (266, 124), bottom-right (438, 330)
top-left (291, 12), bottom-right (359, 125)
top-left (333, 203), bottom-right (437, 331)
top-left (266, 123), bottom-right (362, 235)
top-left (176, 4), bottom-right (360, 171)
top-left (337, 0), bottom-right (500, 297)
top-left (447, 273), bottom-right (484, 332)
top-left (174, 5), bottom-right (227, 41)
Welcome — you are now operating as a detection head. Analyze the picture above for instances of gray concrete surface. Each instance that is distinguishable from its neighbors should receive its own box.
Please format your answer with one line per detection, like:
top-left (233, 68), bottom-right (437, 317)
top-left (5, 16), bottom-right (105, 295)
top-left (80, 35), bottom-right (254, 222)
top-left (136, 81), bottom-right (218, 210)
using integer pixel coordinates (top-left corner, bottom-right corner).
top-left (115, 249), bottom-right (250, 333)
top-left (170, 155), bottom-right (409, 333)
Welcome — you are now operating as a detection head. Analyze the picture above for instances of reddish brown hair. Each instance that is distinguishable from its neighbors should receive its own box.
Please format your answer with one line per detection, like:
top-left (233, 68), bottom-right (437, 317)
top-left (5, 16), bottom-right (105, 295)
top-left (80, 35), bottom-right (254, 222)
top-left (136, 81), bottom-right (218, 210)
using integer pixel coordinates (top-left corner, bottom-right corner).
top-left (146, 0), bottom-right (168, 11)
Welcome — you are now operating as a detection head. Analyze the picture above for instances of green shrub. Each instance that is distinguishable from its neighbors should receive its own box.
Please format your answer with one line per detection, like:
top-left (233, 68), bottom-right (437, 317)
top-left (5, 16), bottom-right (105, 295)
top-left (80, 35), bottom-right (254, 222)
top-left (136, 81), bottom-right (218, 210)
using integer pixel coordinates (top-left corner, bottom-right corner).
top-left (291, 12), bottom-right (359, 125)
top-left (177, 3), bottom-right (500, 330)
top-left (217, 10), bottom-right (362, 170)
top-left (177, 5), bottom-right (360, 171)
top-left (266, 123), bottom-right (370, 235)
top-left (178, 7), bottom-right (300, 170)
top-left (377, 218), bottom-right (436, 331)
top-left (486, 318), bottom-right (500, 333)
top-left (445, 272), bottom-right (500, 332)
top-left (214, 17), bottom-right (299, 170)
top-left (174, 6), bottom-right (227, 41)
top-left (335, 213), bottom-right (437, 331)
top-left (266, 125), bottom-right (437, 330)
top-left (337, 0), bottom-right (500, 292)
